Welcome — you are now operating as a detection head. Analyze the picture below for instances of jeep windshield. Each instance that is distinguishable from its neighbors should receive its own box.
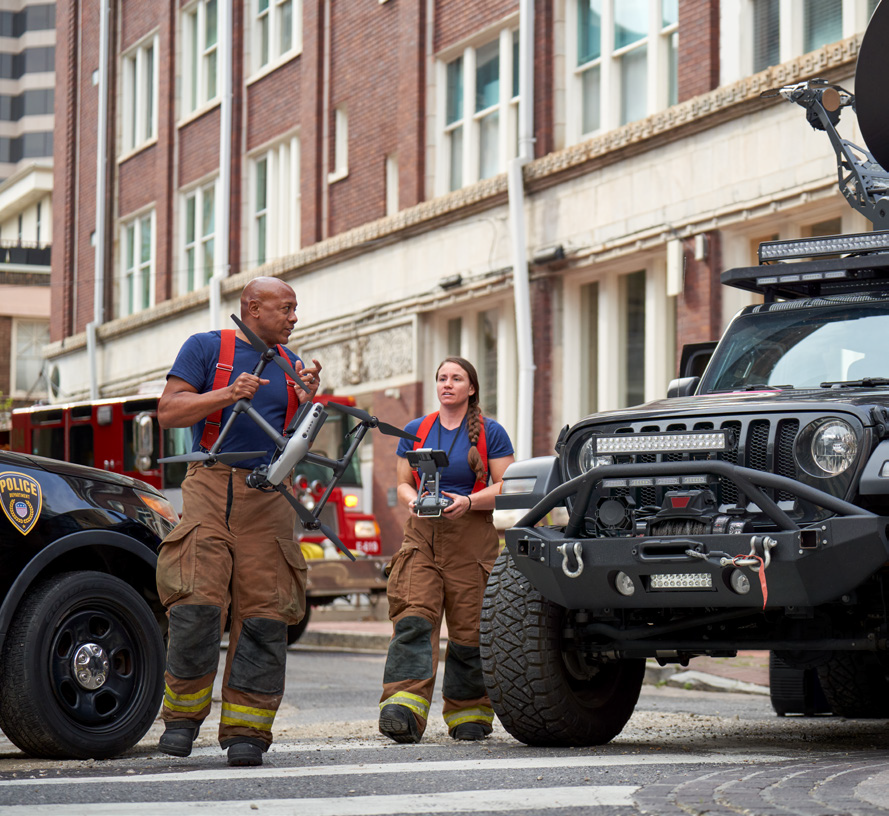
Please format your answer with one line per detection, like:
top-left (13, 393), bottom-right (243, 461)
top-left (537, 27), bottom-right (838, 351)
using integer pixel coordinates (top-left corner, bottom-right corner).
top-left (699, 301), bottom-right (889, 393)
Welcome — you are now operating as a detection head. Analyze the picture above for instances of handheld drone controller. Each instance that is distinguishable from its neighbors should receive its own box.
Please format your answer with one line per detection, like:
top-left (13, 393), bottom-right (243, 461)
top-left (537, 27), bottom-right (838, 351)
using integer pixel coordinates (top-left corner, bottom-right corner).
top-left (406, 448), bottom-right (453, 517)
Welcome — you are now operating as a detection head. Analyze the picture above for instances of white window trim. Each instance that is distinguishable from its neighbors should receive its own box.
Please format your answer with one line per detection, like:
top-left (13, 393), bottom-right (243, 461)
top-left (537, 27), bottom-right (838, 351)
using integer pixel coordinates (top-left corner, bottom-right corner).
top-left (247, 0), bottom-right (303, 81)
top-left (721, 0), bottom-right (872, 85)
top-left (119, 209), bottom-right (157, 317)
top-left (10, 318), bottom-right (49, 399)
top-left (182, 0), bottom-right (220, 118)
top-left (435, 26), bottom-right (519, 195)
top-left (565, 0), bottom-right (678, 146)
top-left (248, 134), bottom-right (301, 269)
top-left (120, 33), bottom-right (159, 159)
top-left (562, 262), bottom-right (675, 422)
top-left (180, 177), bottom-right (219, 295)
top-left (328, 107), bottom-right (349, 183)
top-left (385, 154), bottom-right (399, 216)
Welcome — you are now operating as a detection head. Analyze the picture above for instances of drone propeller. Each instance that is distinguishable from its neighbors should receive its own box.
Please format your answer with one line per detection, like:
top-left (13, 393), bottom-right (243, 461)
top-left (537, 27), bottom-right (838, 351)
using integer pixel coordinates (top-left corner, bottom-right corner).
top-left (230, 313), bottom-right (311, 394)
top-left (274, 484), bottom-right (356, 562)
top-left (159, 450), bottom-right (269, 465)
top-left (327, 401), bottom-right (420, 442)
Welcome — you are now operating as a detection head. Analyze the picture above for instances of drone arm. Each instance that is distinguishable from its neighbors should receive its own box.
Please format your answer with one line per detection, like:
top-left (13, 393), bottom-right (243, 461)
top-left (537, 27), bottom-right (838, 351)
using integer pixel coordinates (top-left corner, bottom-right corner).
top-left (308, 424), bottom-right (370, 518)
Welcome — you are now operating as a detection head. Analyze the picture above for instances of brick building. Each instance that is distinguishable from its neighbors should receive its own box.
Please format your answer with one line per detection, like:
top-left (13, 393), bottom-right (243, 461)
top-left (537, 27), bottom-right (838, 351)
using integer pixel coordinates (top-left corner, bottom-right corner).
top-left (47, 0), bottom-right (879, 544)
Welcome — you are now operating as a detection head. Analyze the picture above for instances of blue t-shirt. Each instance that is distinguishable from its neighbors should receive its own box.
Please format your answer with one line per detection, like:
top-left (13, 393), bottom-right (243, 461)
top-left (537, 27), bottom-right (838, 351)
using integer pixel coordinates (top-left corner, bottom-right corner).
top-left (396, 413), bottom-right (514, 496)
top-left (168, 330), bottom-right (302, 470)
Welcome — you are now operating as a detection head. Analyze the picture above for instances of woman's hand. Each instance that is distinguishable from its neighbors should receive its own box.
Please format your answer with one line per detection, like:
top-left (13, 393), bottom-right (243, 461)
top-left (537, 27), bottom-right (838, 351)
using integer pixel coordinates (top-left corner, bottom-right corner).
top-left (441, 491), bottom-right (471, 519)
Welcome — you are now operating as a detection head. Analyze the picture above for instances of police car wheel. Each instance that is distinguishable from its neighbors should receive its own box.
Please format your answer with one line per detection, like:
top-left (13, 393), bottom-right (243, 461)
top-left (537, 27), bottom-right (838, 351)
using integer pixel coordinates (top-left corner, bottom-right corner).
top-left (480, 549), bottom-right (645, 747)
top-left (0, 570), bottom-right (165, 759)
top-left (816, 651), bottom-right (889, 718)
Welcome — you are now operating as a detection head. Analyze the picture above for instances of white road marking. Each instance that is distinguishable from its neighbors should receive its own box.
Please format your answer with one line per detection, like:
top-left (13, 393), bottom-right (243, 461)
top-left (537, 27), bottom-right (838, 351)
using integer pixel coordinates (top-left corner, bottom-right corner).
top-left (0, 784), bottom-right (640, 815)
top-left (0, 751), bottom-right (788, 788)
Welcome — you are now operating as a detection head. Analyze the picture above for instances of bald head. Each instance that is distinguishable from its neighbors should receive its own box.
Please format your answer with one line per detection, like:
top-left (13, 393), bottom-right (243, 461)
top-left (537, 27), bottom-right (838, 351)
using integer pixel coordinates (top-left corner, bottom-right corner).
top-left (239, 276), bottom-right (298, 346)
top-left (240, 276), bottom-right (296, 315)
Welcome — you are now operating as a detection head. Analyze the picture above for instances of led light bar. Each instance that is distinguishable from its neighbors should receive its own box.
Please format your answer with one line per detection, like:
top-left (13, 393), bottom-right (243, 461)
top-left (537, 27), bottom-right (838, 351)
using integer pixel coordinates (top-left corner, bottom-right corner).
top-left (758, 230), bottom-right (889, 262)
top-left (650, 573), bottom-right (713, 590)
top-left (595, 431), bottom-right (728, 456)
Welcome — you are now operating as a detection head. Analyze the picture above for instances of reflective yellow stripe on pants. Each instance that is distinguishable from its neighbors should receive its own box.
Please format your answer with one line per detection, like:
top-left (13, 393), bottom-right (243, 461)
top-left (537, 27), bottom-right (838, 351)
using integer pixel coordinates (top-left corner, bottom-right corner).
top-left (443, 705), bottom-right (495, 729)
top-left (164, 684), bottom-right (213, 715)
top-left (220, 702), bottom-right (276, 732)
top-left (380, 691), bottom-right (431, 720)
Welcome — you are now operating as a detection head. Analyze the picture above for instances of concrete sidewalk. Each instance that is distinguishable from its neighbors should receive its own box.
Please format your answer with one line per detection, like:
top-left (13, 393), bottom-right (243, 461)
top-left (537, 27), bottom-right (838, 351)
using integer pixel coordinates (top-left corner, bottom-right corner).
top-left (300, 615), bottom-right (771, 696)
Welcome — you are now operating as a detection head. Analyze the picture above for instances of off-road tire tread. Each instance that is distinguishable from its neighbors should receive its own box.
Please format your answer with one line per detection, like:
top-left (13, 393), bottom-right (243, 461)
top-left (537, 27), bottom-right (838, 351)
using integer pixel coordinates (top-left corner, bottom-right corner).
top-left (479, 550), bottom-right (644, 746)
top-left (816, 651), bottom-right (889, 718)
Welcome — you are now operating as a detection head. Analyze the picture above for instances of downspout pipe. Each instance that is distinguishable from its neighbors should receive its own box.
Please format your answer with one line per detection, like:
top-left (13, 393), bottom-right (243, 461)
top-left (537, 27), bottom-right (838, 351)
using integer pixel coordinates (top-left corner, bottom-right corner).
top-left (87, 0), bottom-right (110, 400)
top-left (210, 0), bottom-right (233, 329)
top-left (508, 0), bottom-right (535, 460)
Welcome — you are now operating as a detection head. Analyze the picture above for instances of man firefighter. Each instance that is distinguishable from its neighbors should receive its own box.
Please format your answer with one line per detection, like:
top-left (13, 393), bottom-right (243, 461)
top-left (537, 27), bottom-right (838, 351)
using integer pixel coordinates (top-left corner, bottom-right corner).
top-left (155, 276), bottom-right (321, 767)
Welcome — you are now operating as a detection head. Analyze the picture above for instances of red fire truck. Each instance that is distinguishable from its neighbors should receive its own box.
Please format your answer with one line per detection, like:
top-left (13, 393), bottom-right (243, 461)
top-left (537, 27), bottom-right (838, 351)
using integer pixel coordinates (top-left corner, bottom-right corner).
top-left (11, 392), bottom-right (388, 639)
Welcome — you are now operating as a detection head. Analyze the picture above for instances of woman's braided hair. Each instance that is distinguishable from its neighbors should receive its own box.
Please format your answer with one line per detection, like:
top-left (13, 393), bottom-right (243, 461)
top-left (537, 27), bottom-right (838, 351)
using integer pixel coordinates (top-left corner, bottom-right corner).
top-left (436, 356), bottom-right (487, 483)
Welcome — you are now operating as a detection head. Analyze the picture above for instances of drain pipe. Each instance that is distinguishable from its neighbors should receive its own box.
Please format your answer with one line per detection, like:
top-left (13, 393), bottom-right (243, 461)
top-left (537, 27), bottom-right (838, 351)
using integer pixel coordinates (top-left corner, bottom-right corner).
top-left (87, 0), bottom-right (111, 400)
top-left (210, 0), bottom-right (233, 329)
top-left (508, 0), bottom-right (535, 460)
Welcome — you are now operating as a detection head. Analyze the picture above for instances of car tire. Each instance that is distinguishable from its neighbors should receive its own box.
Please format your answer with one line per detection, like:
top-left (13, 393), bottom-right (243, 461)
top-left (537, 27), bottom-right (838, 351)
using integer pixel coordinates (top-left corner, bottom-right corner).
top-left (0, 571), bottom-right (165, 759)
top-left (286, 603), bottom-right (312, 645)
top-left (479, 550), bottom-right (645, 746)
top-left (816, 651), bottom-right (889, 718)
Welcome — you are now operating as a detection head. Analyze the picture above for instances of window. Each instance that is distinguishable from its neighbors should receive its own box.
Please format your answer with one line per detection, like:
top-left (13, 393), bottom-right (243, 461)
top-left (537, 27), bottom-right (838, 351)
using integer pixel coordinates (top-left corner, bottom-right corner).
top-left (121, 35), bottom-right (158, 153)
top-left (250, 135), bottom-right (300, 268)
top-left (447, 317), bottom-right (462, 356)
top-left (438, 27), bottom-right (519, 193)
top-left (252, 0), bottom-right (301, 74)
top-left (182, 180), bottom-right (217, 292)
top-left (12, 319), bottom-right (49, 397)
top-left (734, 0), bottom-right (875, 78)
top-left (385, 154), bottom-right (398, 216)
top-left (120, 210), bottom-right (156, 316)
top-left (567, 1), bottom-right (677, 143)
top-left (329, 107), bottom-right (348, 182)
top-left (566, 265), bottom-right (675, 417)
top-left (182, 0), bottom-right (218, 115)
top-left (477, 309), bottom-right (499, 417)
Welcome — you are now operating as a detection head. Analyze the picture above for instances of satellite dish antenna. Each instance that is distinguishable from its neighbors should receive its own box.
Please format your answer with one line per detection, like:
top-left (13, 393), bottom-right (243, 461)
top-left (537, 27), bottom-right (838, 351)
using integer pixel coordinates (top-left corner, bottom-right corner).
top-left (856, 0), bottom-right (889, 172)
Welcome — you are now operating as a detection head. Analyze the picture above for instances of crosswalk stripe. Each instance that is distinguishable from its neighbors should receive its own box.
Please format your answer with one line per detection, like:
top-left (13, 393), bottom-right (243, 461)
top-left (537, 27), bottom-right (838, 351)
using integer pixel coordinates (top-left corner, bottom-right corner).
top-left (0, 751), bottom-right (790, 788)
top-left (0, 785), bottom-right (640, 815)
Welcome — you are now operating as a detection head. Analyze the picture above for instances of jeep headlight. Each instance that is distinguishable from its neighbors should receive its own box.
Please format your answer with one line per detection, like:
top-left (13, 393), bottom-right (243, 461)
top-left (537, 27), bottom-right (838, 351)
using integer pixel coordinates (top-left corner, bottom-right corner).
top-left (810, 419), bottom-right (857, 475)
top-left (578, 437), bottom-right (614, 473)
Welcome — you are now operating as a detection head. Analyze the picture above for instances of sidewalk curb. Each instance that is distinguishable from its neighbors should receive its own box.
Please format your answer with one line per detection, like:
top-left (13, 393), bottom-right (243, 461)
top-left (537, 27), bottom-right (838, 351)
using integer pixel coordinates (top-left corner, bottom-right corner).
top-left (299, 628), bottom-right (770, 694)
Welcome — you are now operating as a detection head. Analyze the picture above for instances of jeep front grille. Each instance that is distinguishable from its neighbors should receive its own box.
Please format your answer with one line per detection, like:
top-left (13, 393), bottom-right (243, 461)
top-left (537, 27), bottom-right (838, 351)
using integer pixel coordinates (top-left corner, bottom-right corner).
top-left (580, 414), bottom-right (804, 511)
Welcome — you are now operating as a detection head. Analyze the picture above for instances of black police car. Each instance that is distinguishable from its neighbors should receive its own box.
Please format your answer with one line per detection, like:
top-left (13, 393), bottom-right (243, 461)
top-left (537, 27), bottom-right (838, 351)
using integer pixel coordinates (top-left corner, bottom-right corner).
top-left (480, 5), bottom-right (889, 747)
top-left (0, 450), bottom-right (176, 759)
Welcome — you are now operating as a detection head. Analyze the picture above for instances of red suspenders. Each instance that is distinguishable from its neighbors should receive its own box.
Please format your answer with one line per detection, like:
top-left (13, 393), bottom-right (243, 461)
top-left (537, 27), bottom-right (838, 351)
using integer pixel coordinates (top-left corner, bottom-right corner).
top-left (198, 329), bottom-right (300, 450)
top-left (411, 411), bottom-right (488, 493)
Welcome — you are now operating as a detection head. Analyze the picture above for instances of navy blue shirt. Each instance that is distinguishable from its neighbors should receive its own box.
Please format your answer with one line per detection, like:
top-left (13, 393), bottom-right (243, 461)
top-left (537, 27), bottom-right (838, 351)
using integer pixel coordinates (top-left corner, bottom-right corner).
top-left (168, 330), bottom-right (302, 470)
top-left (396, 413), bottom-right (514, 495)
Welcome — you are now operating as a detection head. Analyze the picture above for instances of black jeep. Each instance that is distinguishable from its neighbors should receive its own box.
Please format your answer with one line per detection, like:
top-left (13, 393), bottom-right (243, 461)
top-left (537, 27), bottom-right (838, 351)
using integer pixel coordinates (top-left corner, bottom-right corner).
top-left (480, 3), bottom-right (889, 747)
top-left (0, 451), bottom-right (176, 759)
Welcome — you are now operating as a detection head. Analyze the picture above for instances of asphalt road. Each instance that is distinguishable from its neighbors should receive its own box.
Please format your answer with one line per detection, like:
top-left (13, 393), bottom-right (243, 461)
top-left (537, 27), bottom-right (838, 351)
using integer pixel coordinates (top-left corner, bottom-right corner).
top-left (2, 648), bottom-right (889, 815)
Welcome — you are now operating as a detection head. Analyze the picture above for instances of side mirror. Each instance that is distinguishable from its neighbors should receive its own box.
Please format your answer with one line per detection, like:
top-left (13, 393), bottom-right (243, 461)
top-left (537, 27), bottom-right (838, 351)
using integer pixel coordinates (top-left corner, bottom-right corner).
top-left (679, 341), bottom-right (717, 379)
top-left (133, 412), bottom-right (155, 473)
top-left (667, 377), bottom-right (700, 398)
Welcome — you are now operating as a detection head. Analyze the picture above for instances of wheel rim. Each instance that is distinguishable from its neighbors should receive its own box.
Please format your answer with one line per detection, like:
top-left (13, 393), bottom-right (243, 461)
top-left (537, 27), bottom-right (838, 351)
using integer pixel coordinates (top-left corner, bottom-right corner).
top-left (48, 603), bottom-right (148, 728)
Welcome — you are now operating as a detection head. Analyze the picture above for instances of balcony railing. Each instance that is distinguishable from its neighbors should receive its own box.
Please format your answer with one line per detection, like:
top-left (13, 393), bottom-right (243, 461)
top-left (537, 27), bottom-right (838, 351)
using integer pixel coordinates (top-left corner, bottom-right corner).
top-left (0, 241), bottom-right (50, 266)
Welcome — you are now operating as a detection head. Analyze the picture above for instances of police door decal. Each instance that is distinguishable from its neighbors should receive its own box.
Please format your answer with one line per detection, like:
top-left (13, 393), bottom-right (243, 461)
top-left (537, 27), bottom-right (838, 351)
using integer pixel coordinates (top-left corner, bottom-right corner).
top-left (0, 472), bottom-right (42, 535)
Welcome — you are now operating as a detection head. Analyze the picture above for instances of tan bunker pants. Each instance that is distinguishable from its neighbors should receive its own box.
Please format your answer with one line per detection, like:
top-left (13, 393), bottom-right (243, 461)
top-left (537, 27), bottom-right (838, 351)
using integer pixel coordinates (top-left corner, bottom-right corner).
top-left (379, 509), bottom-right (499, 736)
top-left (156, 462), bottom-right (306, 748)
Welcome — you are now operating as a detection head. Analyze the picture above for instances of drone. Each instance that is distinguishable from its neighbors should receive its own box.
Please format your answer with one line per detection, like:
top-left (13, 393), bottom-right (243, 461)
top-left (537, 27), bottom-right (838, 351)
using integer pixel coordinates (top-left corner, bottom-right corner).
top-left (160, 313), bottom-right (419, 561)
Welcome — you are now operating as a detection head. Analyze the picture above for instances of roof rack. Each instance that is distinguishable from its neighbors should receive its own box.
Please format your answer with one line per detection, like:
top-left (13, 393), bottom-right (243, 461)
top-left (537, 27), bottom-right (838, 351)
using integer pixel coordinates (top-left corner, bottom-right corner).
top-left (722, 249), bottom-right (889, 301)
